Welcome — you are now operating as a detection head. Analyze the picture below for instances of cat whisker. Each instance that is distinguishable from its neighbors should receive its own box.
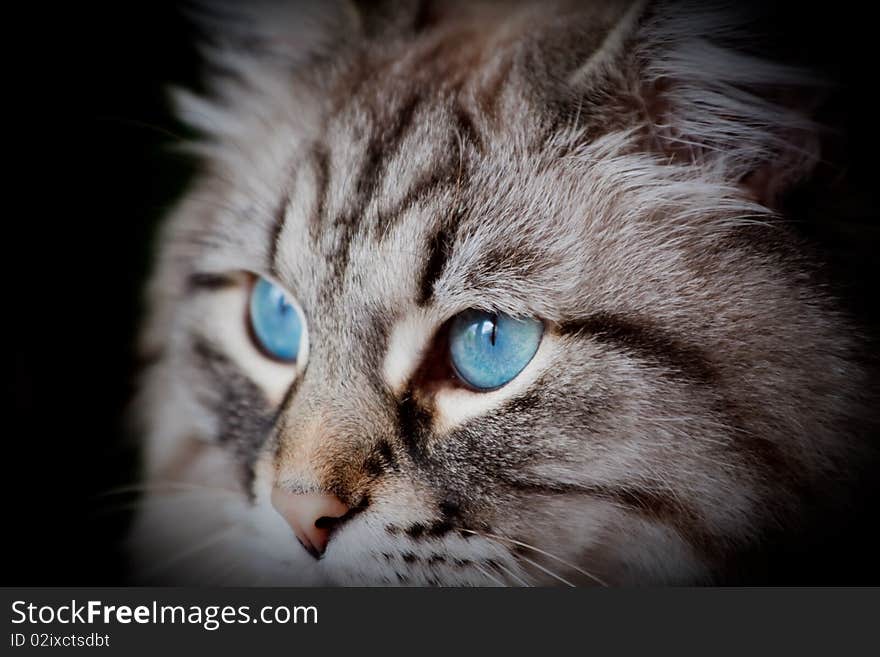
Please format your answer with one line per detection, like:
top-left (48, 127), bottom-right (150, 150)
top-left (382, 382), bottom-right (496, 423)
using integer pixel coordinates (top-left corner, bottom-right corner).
top-left (90, 487), bottom-right (241, 520)
top-left (90, 483), bottom-right (243, 519)
top-left (472, 563), bottom-right (508, 587)
top-left (89, 499), bottom-right (158, 519)
top-left (490, 559), bottom-right (533, 587)
top-left (136, 524), bottom-right (243, 582)
top-left (92, 481), bottom-right (241, 499)
top-left (458, 528), bottom-right (608, 587)
top-left (511, 553), bottom-right (576, 588)
top-left (96, 115), bottom-right (188, 142)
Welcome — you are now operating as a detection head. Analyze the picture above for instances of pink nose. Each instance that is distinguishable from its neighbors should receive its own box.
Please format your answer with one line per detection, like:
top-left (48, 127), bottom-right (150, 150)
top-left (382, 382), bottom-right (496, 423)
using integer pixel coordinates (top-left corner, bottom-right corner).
top-left (271, 489), bottom-right (350, 558)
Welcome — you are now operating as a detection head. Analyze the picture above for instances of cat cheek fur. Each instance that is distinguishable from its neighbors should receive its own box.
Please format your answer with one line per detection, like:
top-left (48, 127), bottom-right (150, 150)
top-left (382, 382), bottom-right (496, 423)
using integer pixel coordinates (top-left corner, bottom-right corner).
top-left (130, 0), bottom-right (874, 585)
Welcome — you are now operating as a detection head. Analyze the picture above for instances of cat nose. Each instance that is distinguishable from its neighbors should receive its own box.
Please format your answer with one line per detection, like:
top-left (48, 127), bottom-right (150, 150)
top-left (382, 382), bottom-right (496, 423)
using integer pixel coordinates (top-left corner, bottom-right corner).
top-left (271, 489), bottom-right (350, 558)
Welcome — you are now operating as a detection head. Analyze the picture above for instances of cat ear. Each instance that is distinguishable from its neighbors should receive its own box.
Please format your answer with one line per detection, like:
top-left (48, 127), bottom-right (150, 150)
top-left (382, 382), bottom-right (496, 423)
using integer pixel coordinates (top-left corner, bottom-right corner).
top-left (638, 5), bottom-right (824, 208)
top-left (562, 1), bottom-right (824, 209)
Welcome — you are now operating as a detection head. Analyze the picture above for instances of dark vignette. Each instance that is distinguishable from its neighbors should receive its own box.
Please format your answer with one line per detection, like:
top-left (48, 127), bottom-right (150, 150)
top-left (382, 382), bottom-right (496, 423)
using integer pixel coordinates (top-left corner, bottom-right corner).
top-left (8, 0), bottom-right (879, 584)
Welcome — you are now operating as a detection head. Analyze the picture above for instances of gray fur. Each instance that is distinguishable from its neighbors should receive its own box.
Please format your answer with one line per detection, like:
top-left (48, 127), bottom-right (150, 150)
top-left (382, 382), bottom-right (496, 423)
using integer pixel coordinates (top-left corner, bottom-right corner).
top-left (131, 0), bottom-right (873, 585)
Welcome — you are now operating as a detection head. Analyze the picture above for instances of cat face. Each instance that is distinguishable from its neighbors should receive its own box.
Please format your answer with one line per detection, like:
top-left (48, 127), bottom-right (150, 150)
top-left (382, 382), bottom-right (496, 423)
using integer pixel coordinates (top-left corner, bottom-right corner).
top-left (131, 0), bottom-right (869, 585)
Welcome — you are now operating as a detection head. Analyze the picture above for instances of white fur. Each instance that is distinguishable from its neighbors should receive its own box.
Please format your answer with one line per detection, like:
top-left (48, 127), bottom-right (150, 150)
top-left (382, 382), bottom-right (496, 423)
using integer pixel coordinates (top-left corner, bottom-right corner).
top-left (382, 309), bottom-right (437, 394)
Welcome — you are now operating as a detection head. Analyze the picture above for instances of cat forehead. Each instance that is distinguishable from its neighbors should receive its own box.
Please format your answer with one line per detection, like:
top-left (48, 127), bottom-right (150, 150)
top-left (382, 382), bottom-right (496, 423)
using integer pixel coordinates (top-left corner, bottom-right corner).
top-left (180, 0), bottom-right (788, 321)
top-left (266, 94), bottom-right (602, 323)
top-left (177, 1), bottom-right (656, 301)
top-left (178, 0), bottom-right (644, 171)
top-left (181, 91), bottom-right (595, 328)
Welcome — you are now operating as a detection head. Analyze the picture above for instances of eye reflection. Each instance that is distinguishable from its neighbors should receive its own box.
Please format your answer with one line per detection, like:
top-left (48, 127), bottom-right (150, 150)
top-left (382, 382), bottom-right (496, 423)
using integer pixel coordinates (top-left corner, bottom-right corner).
top-left (448, 310), bottom-right (543, 391)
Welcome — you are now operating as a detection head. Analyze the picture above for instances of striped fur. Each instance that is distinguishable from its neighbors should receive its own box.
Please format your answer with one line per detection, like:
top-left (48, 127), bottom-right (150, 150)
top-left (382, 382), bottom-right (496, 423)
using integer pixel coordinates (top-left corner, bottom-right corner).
top-left (131, 0), bottom-right (873, 585)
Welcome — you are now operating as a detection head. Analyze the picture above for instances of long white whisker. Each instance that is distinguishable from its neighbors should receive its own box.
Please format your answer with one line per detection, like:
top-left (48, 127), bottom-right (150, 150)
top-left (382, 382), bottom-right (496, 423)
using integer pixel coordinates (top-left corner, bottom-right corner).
top-left (459, 529), bottom-right (608, 587)
top-left (472, 563), bottom-right (507, 587)
top-left (91, 487), bottom-right (241, 519)
top-left (513, 553), bottom-right (576, 588)
top-left (491, 559), bottom-right (532, 587)
top-left (93, 481), bottom-right (242, 499)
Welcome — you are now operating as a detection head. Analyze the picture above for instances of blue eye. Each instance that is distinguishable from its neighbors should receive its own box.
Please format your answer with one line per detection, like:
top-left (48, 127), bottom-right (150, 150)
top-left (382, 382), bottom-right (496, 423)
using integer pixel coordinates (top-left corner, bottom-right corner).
top-left (248, 277), bottom-right (305, 363)
top-left (448, 310), bottom-right (543, 391)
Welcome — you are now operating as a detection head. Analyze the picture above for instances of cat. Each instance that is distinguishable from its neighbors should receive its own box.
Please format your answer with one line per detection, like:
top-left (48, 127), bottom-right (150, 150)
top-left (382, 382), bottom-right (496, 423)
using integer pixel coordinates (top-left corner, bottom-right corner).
top-left (130, 0), bottom-right (875, 585)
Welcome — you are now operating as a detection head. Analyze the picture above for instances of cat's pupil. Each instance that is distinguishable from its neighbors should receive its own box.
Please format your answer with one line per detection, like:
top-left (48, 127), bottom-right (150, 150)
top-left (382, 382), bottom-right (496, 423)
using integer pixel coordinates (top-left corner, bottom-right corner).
top-left (482, 317), bottom-right (496, 347)
top-left (448, 310), bottom-right (543, 390)
top-left (247, 277), bottom-right (304, 363)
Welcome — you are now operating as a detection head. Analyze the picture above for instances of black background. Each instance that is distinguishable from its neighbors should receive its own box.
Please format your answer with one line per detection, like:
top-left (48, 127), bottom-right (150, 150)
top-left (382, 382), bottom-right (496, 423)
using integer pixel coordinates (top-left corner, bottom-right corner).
top-left (8, 1), bottom-right (880, 585)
